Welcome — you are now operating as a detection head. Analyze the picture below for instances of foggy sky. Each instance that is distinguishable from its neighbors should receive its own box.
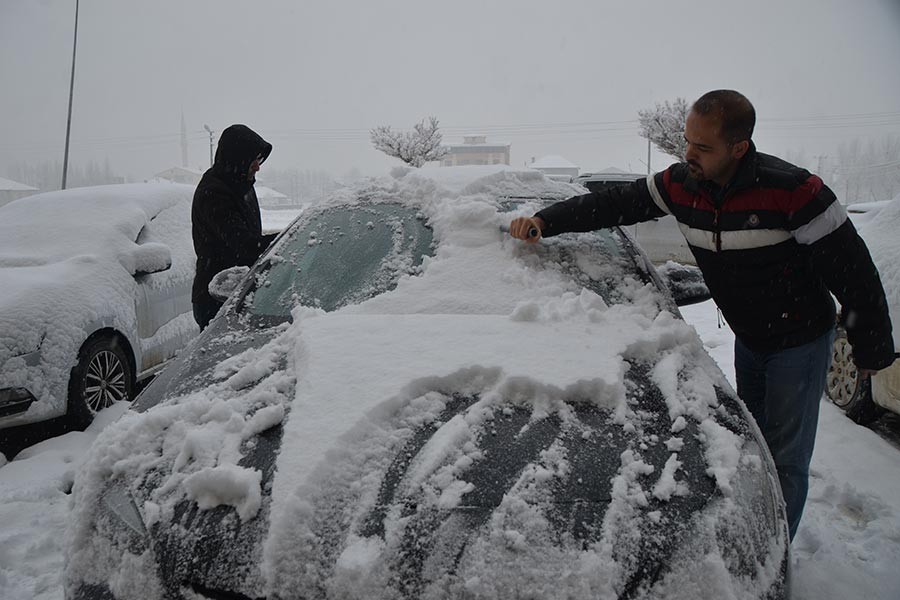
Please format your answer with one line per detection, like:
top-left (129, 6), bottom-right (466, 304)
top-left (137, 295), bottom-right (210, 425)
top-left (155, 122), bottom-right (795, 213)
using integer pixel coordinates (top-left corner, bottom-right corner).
top-left (2, 0), bottom-right (900, 183)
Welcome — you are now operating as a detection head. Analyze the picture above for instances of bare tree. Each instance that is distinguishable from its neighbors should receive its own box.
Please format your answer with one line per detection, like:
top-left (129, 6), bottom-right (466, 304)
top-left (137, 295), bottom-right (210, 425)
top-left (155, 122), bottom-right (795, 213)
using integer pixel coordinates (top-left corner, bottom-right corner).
top-left (835, 134), bottom-right (900, 204)
top-left (370, 116), bottom-right (449, 168)
top-left (638, 98), bottom-right (689, 160)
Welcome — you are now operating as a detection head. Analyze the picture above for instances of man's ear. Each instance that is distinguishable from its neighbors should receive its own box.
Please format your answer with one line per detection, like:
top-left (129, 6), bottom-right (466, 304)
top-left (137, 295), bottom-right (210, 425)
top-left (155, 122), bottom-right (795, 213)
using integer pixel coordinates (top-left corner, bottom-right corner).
top-left (732, 140), bottom-right (750, 159)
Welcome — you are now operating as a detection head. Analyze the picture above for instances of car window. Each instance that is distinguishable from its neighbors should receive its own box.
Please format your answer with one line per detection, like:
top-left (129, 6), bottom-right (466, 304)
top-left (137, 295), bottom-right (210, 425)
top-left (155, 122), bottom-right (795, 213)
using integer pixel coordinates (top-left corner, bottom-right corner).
top-left (246, 203), bottom-right (433, 317)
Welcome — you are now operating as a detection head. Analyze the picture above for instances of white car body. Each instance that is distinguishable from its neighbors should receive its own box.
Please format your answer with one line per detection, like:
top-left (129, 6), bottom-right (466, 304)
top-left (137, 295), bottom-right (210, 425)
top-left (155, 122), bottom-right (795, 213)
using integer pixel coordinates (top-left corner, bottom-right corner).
top-left (857, 194), bottom-right (900, 415)
top-left (0, 183), bottom-right (198, 428)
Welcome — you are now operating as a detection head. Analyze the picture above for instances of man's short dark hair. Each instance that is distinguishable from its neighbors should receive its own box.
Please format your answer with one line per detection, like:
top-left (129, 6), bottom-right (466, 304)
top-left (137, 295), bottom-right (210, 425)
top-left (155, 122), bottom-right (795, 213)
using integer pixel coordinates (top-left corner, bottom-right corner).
top-left (691, 90), bottom-right (756, 144)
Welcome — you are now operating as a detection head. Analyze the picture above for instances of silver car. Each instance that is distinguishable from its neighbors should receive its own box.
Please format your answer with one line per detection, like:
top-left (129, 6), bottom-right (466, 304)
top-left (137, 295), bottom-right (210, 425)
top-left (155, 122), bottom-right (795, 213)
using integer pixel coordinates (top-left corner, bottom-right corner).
top-left (827, 194), bottom-right (900, 423)
top-left (0, 183), bottom-right (198, 430)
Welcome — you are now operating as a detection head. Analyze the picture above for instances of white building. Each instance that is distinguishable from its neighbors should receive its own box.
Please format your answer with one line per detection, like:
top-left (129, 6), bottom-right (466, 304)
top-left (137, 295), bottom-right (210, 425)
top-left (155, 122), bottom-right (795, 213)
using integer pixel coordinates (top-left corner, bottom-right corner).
top-left (441, 135), bottom-right (511, 167)
top-left (0, 176), bottom-right (38, 208)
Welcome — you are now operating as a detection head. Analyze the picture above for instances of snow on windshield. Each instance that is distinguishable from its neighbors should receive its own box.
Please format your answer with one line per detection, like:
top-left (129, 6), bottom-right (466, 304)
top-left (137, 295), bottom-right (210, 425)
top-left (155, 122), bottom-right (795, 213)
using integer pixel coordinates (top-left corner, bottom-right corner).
top-left (67, 168), bottom-right (772, 599)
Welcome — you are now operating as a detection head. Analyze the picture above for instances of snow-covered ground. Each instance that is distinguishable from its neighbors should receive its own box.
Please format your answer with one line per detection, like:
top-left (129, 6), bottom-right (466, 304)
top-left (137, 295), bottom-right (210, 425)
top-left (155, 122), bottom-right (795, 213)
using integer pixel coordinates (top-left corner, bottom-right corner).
top-left (1, 300), bottom-right (897, 599)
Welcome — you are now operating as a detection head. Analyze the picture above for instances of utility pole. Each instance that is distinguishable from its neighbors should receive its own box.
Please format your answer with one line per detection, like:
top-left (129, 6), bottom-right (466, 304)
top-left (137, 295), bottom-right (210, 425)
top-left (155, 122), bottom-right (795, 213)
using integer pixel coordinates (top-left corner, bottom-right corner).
top-left (646, 137), bottom-right (651, 175)
top-left (61, 0), bottom-right (80, 190)
top-left (203, 124), bottom-right (215, 167)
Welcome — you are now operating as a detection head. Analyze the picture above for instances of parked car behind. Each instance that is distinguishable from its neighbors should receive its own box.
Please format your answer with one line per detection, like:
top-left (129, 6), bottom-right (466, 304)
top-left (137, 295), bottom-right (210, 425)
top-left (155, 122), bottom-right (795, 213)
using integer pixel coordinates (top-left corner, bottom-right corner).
top-left (0, 183), bottom-right (197, 431)
top-left (827, 193), bottom-right (900, 424)
top-left (66, 168), bottom-right (788, 600)
top-left (572, 170), bottom-right (694, 265)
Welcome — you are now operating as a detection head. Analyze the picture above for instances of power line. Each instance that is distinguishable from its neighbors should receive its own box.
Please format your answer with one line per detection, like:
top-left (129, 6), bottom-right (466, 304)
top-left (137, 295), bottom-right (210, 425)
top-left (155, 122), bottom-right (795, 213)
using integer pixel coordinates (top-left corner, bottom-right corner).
top-left (4, 111), bottom-right (900, 152)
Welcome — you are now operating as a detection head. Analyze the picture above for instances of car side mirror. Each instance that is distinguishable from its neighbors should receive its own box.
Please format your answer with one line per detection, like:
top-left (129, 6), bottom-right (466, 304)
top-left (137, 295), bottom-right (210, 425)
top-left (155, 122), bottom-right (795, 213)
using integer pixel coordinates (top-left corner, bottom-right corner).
top-left (209, 266), bottom-right (250, 303)
top-left (123, 242), bottom-right (172, 277)
top-left (657, 262), bottom-right (711, 307)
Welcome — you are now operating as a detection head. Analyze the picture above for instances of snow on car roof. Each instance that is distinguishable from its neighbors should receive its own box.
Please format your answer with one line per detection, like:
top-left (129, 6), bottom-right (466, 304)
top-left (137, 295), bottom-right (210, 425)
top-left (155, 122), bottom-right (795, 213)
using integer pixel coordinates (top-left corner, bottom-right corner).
top-left (0, 183), bottom-right (192, 268)
top-left (402, 164), bottom-right (583, 198)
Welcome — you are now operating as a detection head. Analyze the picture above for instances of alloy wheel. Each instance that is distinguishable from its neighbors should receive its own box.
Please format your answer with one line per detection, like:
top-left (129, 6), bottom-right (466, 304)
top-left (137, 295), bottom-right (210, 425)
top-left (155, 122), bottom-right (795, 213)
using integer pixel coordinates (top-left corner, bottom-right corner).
top-left (83, 349), bottom-right (128, 414)
top-left (827, 335), bottom-right (858, 408)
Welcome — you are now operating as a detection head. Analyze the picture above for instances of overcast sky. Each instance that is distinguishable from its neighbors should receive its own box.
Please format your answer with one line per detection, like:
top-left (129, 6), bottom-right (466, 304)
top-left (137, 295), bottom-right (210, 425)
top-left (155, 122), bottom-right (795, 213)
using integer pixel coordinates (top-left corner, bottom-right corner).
top-left (2, 0), bottom-right (899, 183)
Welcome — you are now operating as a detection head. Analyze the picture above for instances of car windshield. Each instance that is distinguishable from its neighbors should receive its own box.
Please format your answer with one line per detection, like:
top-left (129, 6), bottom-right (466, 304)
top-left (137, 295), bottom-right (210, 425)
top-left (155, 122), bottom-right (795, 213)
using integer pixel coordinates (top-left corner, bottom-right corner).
top-left (245, 202), bottom-right (434, 318)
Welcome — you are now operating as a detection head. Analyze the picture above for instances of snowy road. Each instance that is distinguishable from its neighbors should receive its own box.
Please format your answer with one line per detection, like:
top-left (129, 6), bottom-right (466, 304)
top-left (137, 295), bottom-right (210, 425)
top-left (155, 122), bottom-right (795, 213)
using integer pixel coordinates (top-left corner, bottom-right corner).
top-left (1, 299), bottom-right (899, 599)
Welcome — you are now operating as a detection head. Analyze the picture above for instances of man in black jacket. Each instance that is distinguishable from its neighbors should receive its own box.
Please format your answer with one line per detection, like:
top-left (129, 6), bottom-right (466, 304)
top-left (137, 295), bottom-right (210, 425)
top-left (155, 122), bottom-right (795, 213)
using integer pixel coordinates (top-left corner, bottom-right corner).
top-left (510, 90), bottom-right (894, 541)
top-left (191, 124), bottom-right (277, 329)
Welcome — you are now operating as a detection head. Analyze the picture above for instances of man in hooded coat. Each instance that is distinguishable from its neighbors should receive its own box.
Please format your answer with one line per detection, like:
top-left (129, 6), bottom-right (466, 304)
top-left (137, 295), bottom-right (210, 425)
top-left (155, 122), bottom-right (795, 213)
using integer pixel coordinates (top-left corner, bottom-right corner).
top-left (191, 124), bottom-right (276, 329)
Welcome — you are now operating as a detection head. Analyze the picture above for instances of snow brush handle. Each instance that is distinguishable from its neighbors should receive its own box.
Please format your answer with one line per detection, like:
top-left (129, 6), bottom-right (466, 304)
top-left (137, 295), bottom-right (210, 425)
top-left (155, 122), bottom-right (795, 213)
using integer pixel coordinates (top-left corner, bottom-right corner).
top-left (497, 225), bottom-right (540, 239)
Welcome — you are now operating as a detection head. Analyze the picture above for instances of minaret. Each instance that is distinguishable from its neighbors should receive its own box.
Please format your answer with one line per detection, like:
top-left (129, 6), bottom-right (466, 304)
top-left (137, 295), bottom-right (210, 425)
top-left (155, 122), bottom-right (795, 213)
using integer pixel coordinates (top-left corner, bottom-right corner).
top-left (180, 110), bottom-right (189, 167)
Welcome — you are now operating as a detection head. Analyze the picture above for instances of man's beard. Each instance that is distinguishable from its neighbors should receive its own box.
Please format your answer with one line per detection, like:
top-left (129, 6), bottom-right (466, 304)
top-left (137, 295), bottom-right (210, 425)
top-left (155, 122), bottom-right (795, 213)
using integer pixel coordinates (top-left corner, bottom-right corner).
top-left (687, 160), bottom-right (704, 179)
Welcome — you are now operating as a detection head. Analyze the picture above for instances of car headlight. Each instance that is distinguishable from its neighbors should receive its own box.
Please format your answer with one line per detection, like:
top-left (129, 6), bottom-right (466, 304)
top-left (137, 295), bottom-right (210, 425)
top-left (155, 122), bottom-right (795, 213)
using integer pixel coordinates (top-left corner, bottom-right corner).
top-left (0, 387), bottom-right (37, 418)
top-left (650, 436), bottom-right (789, 597)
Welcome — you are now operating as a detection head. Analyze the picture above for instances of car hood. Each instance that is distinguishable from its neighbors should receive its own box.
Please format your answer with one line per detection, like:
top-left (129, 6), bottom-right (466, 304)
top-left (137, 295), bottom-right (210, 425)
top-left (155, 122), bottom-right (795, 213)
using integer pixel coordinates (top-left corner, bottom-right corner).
top-left (67, 308), bottom-right (785, 599)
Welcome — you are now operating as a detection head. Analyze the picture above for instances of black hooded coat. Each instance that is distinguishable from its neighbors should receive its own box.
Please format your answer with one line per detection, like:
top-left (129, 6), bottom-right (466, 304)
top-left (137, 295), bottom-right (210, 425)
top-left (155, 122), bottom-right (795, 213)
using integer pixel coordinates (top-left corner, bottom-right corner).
top-left (191, 124), bottom-right (276, 305)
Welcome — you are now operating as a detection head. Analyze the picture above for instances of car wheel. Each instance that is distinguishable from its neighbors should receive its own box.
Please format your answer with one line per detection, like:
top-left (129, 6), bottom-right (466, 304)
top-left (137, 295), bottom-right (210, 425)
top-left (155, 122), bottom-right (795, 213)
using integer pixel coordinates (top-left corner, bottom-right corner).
top-left (826, 327), bottom-right (883, 425)
top-left (68, 335), bottom-right (134, 428)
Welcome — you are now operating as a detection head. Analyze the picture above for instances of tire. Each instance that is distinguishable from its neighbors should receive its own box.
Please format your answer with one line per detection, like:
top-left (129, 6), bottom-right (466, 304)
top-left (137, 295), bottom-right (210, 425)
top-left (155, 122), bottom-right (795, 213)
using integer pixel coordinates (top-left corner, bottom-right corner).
top-left (68, 335), bottom-right (134, 429)
top-left (825, 327), bottom-right (884, 425)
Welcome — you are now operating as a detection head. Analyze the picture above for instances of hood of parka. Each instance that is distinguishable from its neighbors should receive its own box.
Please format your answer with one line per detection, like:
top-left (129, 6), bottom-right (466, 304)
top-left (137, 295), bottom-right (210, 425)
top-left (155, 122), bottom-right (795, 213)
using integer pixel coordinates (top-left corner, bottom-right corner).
top-left (210, 124), bottom-right (272, 192)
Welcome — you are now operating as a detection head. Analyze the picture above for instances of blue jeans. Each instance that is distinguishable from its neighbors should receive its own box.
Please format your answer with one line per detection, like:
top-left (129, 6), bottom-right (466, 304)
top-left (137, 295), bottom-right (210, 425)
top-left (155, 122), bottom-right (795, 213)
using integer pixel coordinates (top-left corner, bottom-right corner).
top-left (734, 328), bottom-right (834, 541)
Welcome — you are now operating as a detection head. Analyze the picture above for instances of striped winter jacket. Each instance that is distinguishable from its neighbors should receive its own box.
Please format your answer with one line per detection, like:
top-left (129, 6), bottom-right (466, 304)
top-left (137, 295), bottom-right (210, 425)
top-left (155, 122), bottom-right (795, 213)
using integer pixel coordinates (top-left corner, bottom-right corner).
top-left (536, 144), bottom-right (895, 369)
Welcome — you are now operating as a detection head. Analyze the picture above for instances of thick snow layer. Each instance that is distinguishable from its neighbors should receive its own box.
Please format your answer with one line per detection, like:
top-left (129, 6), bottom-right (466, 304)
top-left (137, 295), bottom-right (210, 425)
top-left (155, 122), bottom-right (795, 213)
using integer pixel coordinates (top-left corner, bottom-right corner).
top-left (2, 309), bottom-right (900, 598)
top-left (405, 164), bottom-right (583, 198)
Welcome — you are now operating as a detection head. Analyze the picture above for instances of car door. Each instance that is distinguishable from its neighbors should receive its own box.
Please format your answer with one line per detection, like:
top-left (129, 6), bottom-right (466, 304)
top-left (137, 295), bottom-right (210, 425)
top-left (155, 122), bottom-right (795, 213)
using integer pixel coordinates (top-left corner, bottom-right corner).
top-left (132, 199), bottom-right (197, 376)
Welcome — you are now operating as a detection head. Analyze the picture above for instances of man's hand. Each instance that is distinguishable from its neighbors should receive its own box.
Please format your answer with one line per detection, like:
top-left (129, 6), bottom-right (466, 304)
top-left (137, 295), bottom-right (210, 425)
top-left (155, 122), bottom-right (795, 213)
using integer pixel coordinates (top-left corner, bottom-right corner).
top-left (509, 216), bottom-right (545, 243)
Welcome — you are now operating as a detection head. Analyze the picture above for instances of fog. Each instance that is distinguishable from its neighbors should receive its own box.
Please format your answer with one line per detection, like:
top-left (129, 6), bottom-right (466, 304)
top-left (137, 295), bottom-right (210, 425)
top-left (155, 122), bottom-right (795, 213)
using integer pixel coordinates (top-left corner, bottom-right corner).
top-left (2, 0), bottom-right (899, 184)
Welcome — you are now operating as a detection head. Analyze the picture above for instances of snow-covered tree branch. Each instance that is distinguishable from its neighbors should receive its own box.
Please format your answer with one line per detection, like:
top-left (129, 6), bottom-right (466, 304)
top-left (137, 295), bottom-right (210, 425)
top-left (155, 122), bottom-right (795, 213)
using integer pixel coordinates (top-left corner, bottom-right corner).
top-left (370, 116), bottom-right (449, 168)
top-left (638, 98), bottom-right (689, 161)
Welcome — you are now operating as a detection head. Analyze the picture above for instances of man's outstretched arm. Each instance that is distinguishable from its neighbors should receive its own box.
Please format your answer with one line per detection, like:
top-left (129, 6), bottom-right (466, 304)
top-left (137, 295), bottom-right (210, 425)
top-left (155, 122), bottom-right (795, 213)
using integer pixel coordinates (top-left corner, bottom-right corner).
top-left (509, 175), bottom-right (669, 241)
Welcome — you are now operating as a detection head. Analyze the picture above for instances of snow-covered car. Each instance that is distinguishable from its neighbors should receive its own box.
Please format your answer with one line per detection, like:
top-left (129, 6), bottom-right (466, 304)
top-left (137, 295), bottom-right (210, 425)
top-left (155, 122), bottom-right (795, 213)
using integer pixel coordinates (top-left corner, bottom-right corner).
top-left (65, 168), bottom-right (788, 600)
top-left (0, 183), bottom-right (198, 431)
top-left (572, 170), bottom-right (695, 266)
top-left (826, 193), bottom-right (900, 424)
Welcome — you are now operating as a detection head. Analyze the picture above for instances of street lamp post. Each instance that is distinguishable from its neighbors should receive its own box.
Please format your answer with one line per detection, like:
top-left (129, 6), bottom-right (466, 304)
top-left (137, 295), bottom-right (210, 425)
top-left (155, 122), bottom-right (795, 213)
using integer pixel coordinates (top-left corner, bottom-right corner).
top-left (203, 124), bottom-right (215, 167)
top-left (61, 0), bottom-right (80, 190)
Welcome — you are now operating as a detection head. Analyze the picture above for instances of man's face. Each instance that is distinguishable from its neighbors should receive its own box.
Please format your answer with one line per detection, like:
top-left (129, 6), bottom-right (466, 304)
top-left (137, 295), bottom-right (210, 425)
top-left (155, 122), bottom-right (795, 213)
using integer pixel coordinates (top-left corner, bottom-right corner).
top-left (248, 158), bottom-right (261, 181)
top-left (683, 111), bottom-right (746, 185)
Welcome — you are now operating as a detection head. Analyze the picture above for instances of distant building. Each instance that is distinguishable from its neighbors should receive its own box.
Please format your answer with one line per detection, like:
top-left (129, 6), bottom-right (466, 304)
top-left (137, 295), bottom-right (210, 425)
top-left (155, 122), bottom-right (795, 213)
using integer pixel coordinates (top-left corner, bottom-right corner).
top-left (441, 135), bottom-right (510, 167)
top-left (529, 155), bottom-right (579, 181)
top-left (151, 166), bottom-right (205, 186)
top-left (0, 176), bottom-right (38, 208)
